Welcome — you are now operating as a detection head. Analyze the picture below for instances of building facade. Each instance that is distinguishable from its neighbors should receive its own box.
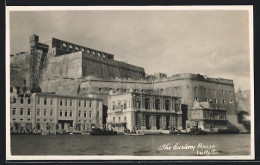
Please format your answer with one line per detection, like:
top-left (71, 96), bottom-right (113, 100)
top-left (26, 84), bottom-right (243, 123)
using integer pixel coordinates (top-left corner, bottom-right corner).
top-left (10, 34), bottom-right (244, 132)
top-left (188, 100), bottom-right (227, 132)
top-left (10, 93), bottom-right (103, 133)
top-left (106, 91), bottom-right (183, 132)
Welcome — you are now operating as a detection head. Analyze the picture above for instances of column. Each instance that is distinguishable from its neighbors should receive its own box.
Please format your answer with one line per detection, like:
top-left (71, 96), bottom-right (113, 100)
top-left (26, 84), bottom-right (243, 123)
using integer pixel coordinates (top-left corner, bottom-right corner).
top-left (73, 99), bottom-right (78, 130)
top-left (174, 115), bottom-right (178, 129)
top-left (177, 114), bottom-right (183, 130)
top-left (140, 94), bottom-right (144, 110)
top-left (171, 99), bottom-right (175, 112)
top-left (160, 97), bottom-right (164, 110)
top-left (151, 97), bottom-right (154, 110)
top-left (161, 115), bottom-right (166, 129)
top-left (141, 113), bottom-right (146, 130)
top-left (151, 115), bottom-right (157, 130)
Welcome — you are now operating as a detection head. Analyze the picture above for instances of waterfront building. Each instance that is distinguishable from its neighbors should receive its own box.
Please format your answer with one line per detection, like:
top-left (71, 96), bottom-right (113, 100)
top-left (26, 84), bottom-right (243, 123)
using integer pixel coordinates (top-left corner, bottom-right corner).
top-left (187, 100), bottom-right (227, 132)
top-left (106, 91), bottom-right (183, 132)
top-left (10, 34), bottom-right (244, 132)
top-left (10, 93), bottom-right (103, 133)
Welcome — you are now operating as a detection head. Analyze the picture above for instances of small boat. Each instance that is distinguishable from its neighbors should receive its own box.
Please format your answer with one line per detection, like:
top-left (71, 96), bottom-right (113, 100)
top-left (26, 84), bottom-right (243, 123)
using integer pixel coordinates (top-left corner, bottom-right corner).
top-left (189, 127), bottom-right (207, 135)
top-left (81, 131), bottom-right (90, 135)
top-left (124, 130), bottom-right (144, 136)
top-left (89, 128), bottom-right (117, 135)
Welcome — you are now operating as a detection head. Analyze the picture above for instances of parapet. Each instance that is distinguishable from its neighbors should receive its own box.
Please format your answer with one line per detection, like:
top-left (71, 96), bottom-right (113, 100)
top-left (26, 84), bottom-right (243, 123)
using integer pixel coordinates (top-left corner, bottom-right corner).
top-left (154, 73), bottom-right (234, 85)
top-left (46, 37), bottom-right (114, 60)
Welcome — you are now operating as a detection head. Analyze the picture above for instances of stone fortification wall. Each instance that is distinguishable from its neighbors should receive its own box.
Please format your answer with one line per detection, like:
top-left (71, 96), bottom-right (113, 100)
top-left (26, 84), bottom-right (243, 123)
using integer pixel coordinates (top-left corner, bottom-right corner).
top-left (81, 52), bottom-right (145, 79)
top-left (10, 52), bottom-right (30, 89)
top-left (42, 50), bottom-right (145, 80)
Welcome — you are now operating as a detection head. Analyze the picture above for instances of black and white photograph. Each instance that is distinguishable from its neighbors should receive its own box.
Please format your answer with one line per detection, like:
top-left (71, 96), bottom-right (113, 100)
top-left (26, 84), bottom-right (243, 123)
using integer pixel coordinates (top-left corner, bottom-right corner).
top-left (6, 6), bottom-right (254, 160)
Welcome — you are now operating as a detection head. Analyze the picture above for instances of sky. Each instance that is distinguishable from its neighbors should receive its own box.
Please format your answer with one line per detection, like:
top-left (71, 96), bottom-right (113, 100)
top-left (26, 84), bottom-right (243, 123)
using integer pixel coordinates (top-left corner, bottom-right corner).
top-left (8, 9), bottom-right (252, 91)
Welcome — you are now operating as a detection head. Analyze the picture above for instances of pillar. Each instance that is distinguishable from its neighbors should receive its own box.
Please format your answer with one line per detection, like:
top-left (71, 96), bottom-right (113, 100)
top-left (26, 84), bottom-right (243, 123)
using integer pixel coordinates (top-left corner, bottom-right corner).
top-left (151, 115), bottom-right (157, 130)
top-left (141, 113), bottom-right (146, 130)
top-left (160, 115), bottom-right (166, 129)
top-left (177, 114), bottom-right (183, 130)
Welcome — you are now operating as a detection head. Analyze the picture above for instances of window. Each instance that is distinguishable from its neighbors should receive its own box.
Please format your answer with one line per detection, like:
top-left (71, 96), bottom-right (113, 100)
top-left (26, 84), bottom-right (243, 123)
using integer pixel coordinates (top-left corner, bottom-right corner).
top-left (230, 91), bottom-right (232, 94)
top-left (78, 101), bottom-right (81, 107)
top-left (223, 99), bottom-right (226, 104)
top-left (175, 87), bottom-right (177, 90)
top-left (10, 87), bottom-right (13, 93)
top-left (16, 87), bottom-right (20, 94)
top-left (27, 108), bottom-right (31, 116)
top-left (44, 109), bottom-right (47, 116)
top-left (44, 98), bottom-right (47, 105)
top-left (37, 97), bottom-right (40, 104)
top-left (205, 88), bottom-right (207, 92)
top-left (60, 110), bottom-right (62, 116)
top-left (124, 103), bottom-right (127, 109)
top-left (37, 109), bottom-right (40, 116)
top-left (13, 98), bottom-right (16, 103)
top-left (20, 108), bottom-right (23, 115)
top-left (84, 111), bottom-right (86, 117)
top-left (89, 111), bottom-right (92, 118)
top-left (70, 110), bottom-right (72, 117)
top-left (230, 100), bottom-right (233, 103)
top-left (113, 117), bottom-right (115, 122)
top-left (196, 97), bottom-right (199, 101)
top-left (124, 116), bottom-right (126, 122)
top-left (215, 99), bottom-right (217, 103)
top-left (65, 100), bottom-right (68, 106)
top-left (222, 90), bottom-right (224, 95)
top-left (194, 87), bottom-right (197, 91)
top-left (65, 110), bottom-right (68, 117)
top-left (70, 100), bottom-right (73, 106)
top-left (78, 110), bottom-right (81, 117)
top-left (214, 89), bottom-right (216, 93)
top-left (60, 99), bottom-right (63, 106)
top-left (118, 117), bottom-right (121, 122)
top-left (20, 98), bottom-right (23, 104)
top-left (84, 101), bottom-right (86, 107)
top-left (37, 119), bottom-right (40, 121)
top-left (99, 88), bottom-right (102, 91)
top-left (50, 98), bottom-right (53, 105)
top-left (12, 108), bottom-right (16, 115)
top-left (112, 101), bottom-right (115, 110)
top-left (89, 101), bottom-right (92, 108)
top-left (50, 109), bottom-right (53, 116)
top-left (23, 87), bottom-right (26, 93)
top-left (44, 119), bottom-right (47, 121)
top-left (28, 98), bottom-right (31, 104)
top-left (97, 111), bottom-right (99, 118)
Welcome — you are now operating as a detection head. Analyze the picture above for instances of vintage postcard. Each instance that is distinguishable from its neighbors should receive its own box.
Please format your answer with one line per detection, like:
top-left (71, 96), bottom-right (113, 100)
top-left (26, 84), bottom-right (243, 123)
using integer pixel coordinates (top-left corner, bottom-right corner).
top-left (6, 6), bottom-right (254, 160)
